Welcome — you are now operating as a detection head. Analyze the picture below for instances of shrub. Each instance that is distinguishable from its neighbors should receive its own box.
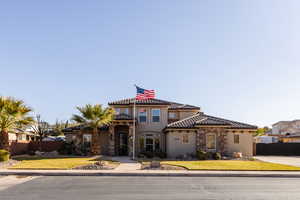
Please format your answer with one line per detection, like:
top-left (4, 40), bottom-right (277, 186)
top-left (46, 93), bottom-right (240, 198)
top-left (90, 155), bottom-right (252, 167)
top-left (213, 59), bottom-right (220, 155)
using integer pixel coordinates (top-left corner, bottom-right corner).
top-left (154, 151), bottom-right (167, 159)
top-left (197, 150), bottom-right (207, 160)
top-left (0, 149), bottom-right (10, 162)
top-left (213, 152), bottom-right (221, 160)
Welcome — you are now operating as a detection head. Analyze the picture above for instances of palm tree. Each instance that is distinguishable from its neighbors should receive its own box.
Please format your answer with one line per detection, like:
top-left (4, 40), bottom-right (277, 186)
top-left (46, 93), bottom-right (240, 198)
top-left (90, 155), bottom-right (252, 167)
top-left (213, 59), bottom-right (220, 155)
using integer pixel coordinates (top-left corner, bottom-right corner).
top-left (71, 104), bottom-right (114, 155)
top-left (0, 97), bottom-right (34, 151)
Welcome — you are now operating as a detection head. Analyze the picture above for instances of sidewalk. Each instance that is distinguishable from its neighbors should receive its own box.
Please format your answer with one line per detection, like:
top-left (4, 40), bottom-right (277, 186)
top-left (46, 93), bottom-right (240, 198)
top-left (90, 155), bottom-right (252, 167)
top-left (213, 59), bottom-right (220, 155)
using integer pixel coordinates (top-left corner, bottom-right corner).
top-left (1, 169), bottom-right (300, 177)
top-left (112, 156), bottom-right (141, 171)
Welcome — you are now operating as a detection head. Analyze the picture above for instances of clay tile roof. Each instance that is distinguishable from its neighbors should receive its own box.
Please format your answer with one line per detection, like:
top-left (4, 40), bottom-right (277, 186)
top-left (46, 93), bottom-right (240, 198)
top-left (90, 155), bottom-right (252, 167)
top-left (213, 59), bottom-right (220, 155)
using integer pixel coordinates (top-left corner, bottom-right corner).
top-left (169, 102), bottom-right (200, 110)
top-left (108, 98), bottom-right (171, 105)
top-left (108, 98), bottom-right (200, 110)
top-left (166, 112), bottom-right (257, 129)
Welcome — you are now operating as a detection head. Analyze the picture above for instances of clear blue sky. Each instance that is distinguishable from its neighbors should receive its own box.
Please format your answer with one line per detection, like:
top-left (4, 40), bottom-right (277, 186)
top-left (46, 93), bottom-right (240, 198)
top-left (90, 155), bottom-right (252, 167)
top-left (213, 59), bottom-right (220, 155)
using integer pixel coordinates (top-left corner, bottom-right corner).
top-left (1, 1), bottom-right (300, 127)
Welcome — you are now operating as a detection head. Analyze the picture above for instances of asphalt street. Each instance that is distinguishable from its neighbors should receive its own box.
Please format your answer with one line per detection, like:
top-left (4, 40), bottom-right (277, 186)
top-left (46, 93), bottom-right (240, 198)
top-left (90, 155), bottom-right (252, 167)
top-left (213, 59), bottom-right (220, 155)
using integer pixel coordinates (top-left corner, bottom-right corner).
top-left (1, 176), bottom-right (300, 200)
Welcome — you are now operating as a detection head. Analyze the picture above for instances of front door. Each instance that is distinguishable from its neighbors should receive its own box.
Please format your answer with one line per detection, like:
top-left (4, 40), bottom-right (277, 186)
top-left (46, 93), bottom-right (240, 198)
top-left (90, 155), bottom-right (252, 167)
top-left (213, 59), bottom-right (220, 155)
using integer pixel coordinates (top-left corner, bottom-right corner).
top-left (119, 132), bottom-right (128, 156)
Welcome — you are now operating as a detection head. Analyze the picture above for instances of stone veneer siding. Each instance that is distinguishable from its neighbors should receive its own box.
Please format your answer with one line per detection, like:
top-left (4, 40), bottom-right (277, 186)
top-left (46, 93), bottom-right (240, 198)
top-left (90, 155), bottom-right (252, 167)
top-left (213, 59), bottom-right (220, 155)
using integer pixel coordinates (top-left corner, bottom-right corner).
top-left (196, 127), bottom-right (227, 155)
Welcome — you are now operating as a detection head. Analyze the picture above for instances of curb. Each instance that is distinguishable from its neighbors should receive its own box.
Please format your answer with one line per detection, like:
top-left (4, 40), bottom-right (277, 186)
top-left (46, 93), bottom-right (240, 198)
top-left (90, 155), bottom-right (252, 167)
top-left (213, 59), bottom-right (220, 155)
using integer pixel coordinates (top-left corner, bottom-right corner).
top-left (1, 171), bottom-right (300, 178)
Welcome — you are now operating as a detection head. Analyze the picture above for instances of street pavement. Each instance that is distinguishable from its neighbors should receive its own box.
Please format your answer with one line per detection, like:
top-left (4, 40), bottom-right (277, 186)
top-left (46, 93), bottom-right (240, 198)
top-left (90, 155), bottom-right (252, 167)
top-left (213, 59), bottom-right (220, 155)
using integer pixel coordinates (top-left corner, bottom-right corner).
top-left (1, 176), bottom-right (300, 200)
top-left (255, 156), bottom-right (300, 167)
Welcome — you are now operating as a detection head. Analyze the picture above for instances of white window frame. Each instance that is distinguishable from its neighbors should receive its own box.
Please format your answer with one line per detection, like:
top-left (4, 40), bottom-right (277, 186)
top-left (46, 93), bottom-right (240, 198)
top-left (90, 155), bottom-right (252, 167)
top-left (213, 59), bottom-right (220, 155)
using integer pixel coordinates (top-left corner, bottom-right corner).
top-left (138, 109), bottom-right (147, 123)
top-left (206, 133), bottom-right (216, 151)
top-left (151, 109), bottom-right (160, 123)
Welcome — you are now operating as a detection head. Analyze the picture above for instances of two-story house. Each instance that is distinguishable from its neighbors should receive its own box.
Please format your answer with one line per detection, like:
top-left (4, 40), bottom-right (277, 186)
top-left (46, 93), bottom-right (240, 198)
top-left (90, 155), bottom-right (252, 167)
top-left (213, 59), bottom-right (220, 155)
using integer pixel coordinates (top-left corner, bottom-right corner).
top-left (64, 98), bottom-right (257, 158)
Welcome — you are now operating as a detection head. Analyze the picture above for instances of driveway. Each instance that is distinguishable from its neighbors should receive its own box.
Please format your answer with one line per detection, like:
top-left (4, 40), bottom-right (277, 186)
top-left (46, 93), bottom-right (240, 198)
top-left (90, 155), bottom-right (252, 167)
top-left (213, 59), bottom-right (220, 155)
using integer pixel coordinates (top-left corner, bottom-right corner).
top-left (255, 156), bottom-right (300, 167)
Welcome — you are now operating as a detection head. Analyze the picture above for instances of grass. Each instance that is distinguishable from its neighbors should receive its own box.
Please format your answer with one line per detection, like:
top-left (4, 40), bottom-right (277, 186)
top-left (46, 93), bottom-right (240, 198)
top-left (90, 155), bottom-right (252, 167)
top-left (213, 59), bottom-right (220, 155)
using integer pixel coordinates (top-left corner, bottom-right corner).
top-left (162, 160), bottom-right (300, 171)
top-left (10, 156), bottom-right (118, 170)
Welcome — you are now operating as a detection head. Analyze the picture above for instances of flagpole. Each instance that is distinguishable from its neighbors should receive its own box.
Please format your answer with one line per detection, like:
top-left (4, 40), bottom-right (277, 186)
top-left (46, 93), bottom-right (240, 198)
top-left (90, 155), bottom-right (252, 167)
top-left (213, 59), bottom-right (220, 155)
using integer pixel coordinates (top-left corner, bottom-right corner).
top-left (133, 86), bottom-right (136, 160)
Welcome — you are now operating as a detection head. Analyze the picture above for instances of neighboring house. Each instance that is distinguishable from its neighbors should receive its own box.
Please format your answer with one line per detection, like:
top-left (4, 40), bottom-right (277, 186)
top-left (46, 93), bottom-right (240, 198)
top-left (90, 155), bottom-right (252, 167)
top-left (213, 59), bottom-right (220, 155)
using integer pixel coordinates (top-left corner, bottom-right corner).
top-left (63, 98), bottom-right (257, 158)
top-left (8, 131), bottom-right (34, 142)
top-left (279, 133), bottom-right (300, 143)
top-left (255, 136), bottom-right (278, 144)
top-left (272, 120), bottom-right (300, 135)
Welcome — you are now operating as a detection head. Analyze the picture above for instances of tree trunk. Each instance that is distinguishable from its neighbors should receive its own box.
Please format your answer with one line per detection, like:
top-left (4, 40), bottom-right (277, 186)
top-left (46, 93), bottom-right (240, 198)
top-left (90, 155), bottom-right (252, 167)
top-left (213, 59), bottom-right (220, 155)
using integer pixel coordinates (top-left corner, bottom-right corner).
top-left (39, 135), bottom-right (43, 152)
top-left (91, 127), bottom-right (101, 155)
top-left (0, 130), bottom-right (10, 151)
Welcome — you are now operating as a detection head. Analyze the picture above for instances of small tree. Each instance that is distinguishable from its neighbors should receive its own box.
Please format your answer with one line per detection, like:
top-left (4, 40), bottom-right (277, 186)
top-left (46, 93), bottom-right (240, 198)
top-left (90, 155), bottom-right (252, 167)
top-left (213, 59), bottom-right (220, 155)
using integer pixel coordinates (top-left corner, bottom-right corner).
top-left (30, 115), bottom-right (50, 151)
top-left (51, 120), bottom-right (69, 136)
top-left (71, 104), bottom-right (114, 155)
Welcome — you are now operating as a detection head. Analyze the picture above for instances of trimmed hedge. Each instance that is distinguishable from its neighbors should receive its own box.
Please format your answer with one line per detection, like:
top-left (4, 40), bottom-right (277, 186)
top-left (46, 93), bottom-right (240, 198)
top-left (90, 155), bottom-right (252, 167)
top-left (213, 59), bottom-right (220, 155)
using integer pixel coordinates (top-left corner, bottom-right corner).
top-left (0, 149), bottom-right (9, 162)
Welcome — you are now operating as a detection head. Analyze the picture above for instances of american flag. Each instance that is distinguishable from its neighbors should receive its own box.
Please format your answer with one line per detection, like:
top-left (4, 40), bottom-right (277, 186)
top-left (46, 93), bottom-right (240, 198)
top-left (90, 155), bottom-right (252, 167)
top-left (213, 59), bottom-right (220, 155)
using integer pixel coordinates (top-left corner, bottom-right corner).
top-left (135, 85), bottom-right (155, 100)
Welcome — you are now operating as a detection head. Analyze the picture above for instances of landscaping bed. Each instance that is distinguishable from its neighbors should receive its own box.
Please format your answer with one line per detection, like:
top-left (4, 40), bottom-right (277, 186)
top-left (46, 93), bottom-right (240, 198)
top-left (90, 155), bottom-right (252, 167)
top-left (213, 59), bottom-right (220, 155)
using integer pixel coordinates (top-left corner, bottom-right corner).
top-left (8, 156), bottom-right (120, 170)
top-left (162, 160), bottom-right (300, 171)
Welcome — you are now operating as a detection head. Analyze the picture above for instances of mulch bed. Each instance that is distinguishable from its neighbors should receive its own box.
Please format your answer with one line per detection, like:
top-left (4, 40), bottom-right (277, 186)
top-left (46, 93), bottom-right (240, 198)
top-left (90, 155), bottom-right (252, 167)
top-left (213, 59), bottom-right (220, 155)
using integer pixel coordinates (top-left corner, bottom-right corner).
top-left (141, 164), bottom-right (186, 170)
top-left (0, 160), bottom-right (19, 169)
top-left (72, 161), bottom-right (116, 170)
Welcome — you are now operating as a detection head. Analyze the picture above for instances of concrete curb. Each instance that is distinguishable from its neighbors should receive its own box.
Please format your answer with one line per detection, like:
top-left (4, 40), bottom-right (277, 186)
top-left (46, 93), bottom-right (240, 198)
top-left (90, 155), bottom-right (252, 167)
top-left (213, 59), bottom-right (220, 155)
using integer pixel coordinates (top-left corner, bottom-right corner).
top-left (1, 170), bottom-right (300, 177)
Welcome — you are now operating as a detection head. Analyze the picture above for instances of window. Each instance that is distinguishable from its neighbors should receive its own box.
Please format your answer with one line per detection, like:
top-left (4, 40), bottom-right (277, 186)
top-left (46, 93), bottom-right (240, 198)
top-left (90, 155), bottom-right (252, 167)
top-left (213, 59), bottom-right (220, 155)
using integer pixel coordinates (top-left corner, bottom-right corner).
top-left (17, 134), bottom-right (23, 141)
top-left (152, 109), bottom-right (160, 122)
top-left (143, 135), bottom-right (160, 152)
top-left (83, 134), bottom-right (92, 150)
top-left (115, 108), bottom-right (121, 115)
top-left (145, 136), bottom-right (154, 152)
top-left (182, 134), bottom-right (189, 144)
top-left (206, 134), bottom-right (216, 150)
top-left (168, 112), bottom-right (177, 119)
top-left (139, 109), bottom-right (147, 123)
top-left (124, 108), bottom-right (129, 115)
top-left (234, 134), bottom-right (240, 144)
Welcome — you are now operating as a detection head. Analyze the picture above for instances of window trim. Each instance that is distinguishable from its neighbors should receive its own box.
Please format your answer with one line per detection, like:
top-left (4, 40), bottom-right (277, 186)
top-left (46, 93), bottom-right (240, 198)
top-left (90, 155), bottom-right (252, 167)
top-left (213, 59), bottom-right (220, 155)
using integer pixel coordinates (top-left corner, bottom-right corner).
top-left (206, 133), bottom-right (216, 150)
top-left (151, 109), bottom-right (161, 123)
top-left (138, 108), bottom-right (147, 123)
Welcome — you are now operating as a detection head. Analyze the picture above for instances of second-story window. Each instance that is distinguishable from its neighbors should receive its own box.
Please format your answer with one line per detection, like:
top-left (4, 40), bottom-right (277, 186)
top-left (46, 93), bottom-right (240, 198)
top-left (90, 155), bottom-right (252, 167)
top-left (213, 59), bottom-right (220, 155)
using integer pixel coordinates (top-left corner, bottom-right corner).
top-left (152, 109), bottom-right (160, 122)
top-left (124, 108), bottom-right (129, 115)
top-left (168, 112), bottom-right (176, 119)
top-left (139, 109), bottom-right (147, 123)
top-left (115, 108), bottom-right (121, 115)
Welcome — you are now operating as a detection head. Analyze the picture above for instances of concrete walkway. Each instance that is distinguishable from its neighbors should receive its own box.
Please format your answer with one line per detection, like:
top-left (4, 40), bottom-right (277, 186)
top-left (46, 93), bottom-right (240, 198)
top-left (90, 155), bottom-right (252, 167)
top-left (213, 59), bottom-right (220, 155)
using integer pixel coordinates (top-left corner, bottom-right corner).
top-left (255, 156), bottom-right (300, 167)
top-left (112, 157), bottom-right (141, 171)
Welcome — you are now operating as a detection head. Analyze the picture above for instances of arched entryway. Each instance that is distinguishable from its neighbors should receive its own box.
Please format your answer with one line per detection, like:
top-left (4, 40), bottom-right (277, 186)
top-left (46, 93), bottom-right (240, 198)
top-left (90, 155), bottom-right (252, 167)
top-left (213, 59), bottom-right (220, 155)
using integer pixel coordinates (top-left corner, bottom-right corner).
top-left (114, 125), bottom-right (129, 156)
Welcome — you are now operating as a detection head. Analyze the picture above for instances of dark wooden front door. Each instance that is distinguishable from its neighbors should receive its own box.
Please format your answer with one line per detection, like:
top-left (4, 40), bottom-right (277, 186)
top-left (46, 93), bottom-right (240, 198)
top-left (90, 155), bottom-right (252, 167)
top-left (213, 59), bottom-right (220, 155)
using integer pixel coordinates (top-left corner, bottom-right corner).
top-left (118, 132), bottom-right (128, 156)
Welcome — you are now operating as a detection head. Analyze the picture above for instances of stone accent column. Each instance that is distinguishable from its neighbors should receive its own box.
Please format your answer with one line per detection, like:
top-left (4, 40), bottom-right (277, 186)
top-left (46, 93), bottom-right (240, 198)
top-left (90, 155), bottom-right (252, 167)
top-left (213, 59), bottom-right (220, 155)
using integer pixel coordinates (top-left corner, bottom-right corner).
top-left (108, 125), bottom-right (115, 156)
top-left (217, 128), bottom-right (226, 155)
top-left (197, 128), bottom-right (206, 151)
top-left (128, 125), bottom-right (133, 157)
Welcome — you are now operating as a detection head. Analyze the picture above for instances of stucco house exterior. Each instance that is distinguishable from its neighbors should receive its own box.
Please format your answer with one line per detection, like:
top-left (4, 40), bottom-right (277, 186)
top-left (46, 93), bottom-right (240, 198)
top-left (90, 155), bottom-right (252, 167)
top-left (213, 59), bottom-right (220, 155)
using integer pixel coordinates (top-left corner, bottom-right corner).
top-left (272, 120), bottom-right (300, 135)
top-left (64, 98), bottom-right (257, 158)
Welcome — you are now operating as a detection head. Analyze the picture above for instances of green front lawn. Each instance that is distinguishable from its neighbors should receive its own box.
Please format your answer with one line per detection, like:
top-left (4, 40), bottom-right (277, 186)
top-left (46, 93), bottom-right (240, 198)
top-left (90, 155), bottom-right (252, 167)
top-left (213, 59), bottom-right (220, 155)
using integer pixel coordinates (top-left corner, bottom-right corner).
top-left (10, 157), bottom-right (108, 170)
top-left (162, 160), bottom-right (300, 171)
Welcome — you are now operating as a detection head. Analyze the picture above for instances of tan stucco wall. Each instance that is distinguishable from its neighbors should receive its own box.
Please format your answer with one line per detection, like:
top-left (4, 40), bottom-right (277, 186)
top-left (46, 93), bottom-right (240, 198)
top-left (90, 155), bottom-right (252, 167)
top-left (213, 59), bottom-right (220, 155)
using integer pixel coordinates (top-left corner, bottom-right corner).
top-left (135, 106), bottom-right (168, 152)
top-left (166, 131), bottom-right (196, 158)
top-left (226, 131), bottom-right (253, 156)
top-left (178, 110), bottom-right (198, 120)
